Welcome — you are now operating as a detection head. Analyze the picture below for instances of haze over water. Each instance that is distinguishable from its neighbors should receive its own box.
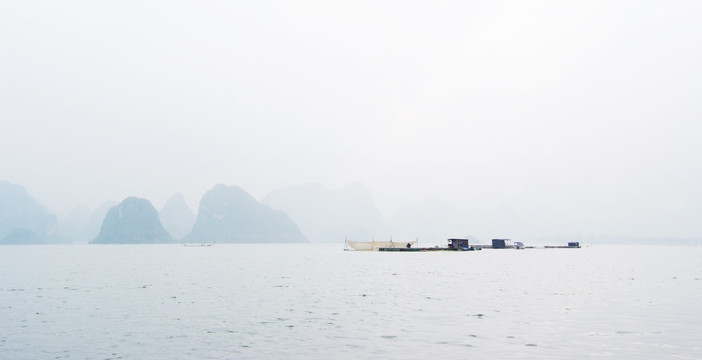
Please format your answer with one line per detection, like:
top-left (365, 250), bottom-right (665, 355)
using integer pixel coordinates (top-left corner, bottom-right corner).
top-left (2, 244), bottom-right (700, 359)
top-left (2, 1), bottom-right (702, 241)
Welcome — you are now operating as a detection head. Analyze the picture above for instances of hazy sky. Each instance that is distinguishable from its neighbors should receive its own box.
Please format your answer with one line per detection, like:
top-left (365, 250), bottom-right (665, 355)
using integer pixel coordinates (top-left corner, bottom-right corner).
top-left (2, 1), bottom-right (701, 239)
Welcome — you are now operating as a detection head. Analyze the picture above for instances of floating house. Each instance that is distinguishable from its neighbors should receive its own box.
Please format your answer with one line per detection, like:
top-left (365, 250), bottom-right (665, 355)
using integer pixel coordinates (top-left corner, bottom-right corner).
top-left (448, 238), bottom-right (470, 250)
top-left (491, 238), bottom-right (512, 249)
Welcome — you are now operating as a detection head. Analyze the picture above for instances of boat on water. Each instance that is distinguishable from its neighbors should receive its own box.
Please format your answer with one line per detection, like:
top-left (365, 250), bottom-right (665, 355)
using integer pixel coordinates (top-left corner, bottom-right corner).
top-left (545, 242), bottom-right (581, 248)
top-left (346, 239), bottom-right (416, 251)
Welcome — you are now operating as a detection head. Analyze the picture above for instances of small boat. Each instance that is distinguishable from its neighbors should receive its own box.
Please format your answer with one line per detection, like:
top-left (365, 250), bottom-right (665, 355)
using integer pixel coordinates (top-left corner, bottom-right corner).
top-left (544, 242), bottom-right (581, 249)
top-left (346, 239), bottom-right (416, 251)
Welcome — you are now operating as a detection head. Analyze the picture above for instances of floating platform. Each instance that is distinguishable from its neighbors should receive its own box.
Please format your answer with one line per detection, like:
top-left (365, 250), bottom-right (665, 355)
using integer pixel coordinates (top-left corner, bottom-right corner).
top-left (374, 238), bottom-right (481, 252)
top-left (363, 239), bottom-right (581, 252)
top-left (378, 247), bottom-right (481, 252)
top-left (378, 247), bottom-right (424, 252)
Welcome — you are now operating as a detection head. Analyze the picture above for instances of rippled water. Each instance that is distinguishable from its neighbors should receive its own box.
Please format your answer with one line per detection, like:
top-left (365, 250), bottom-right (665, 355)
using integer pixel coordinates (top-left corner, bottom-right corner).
top-left (1, 244), bottom-right (701, 359)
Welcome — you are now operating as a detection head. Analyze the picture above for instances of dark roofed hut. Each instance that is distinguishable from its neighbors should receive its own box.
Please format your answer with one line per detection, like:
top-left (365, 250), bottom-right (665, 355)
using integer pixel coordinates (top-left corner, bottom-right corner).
top-left (448, 238), bottom-right (470, 250)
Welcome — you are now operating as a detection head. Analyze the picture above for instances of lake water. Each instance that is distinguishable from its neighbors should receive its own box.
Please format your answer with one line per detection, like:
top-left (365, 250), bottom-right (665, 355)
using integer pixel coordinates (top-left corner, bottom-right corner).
top-left (1, 244), bottom-right (700, 359)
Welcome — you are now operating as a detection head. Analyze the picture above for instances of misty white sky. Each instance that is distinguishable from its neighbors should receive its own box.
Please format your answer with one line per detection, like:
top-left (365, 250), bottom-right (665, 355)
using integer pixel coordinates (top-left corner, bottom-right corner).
top-left (2, 1), bottom-right (701, 239)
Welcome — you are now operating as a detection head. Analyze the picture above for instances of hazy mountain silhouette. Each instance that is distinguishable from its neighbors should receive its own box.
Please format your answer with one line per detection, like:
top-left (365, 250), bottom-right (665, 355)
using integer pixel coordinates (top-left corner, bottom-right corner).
top-left (0, 180), bottom-right (61, 244)
top-left (159, 193), bottom-right (196, 240)
top-left (58, 201), bottom-right (118, 243)
top-left (183, 184), bottom-right (307, 243)
top-left (91, 197), bottom-right (173, 244)
top-left (58, 205), bottom-right (92, 243)
top-left (88, 201), bottom-right (118, 240)
top-left (262, 182), bottom-right (387, 243)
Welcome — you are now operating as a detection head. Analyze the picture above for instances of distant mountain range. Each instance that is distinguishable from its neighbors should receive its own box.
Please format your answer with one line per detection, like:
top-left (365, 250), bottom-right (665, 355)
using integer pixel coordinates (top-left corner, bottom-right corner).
top-left (262, 182), bottom-right (387, 243)
top-left (92, 197), bottom-right (173, 244)
top-left (159, 193), bottom-right (196, 240)
top-left (0, 180), bottom-right (474, 245)
top-left (0, 181), bottom-right (60, 244)
top-left (58, 200), bottom-right (117, 243)
top-left (183, 184), bottom-right (307, 243)
top-left (262, 183), bottom-right (476, 244)
top-left (3, 179), bottom-right (700, 245)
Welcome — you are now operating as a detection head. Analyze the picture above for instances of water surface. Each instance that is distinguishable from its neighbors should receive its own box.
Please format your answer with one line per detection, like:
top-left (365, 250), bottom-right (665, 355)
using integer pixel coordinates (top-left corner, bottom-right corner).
top-left (1, 244), bottom-right (700, 359)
